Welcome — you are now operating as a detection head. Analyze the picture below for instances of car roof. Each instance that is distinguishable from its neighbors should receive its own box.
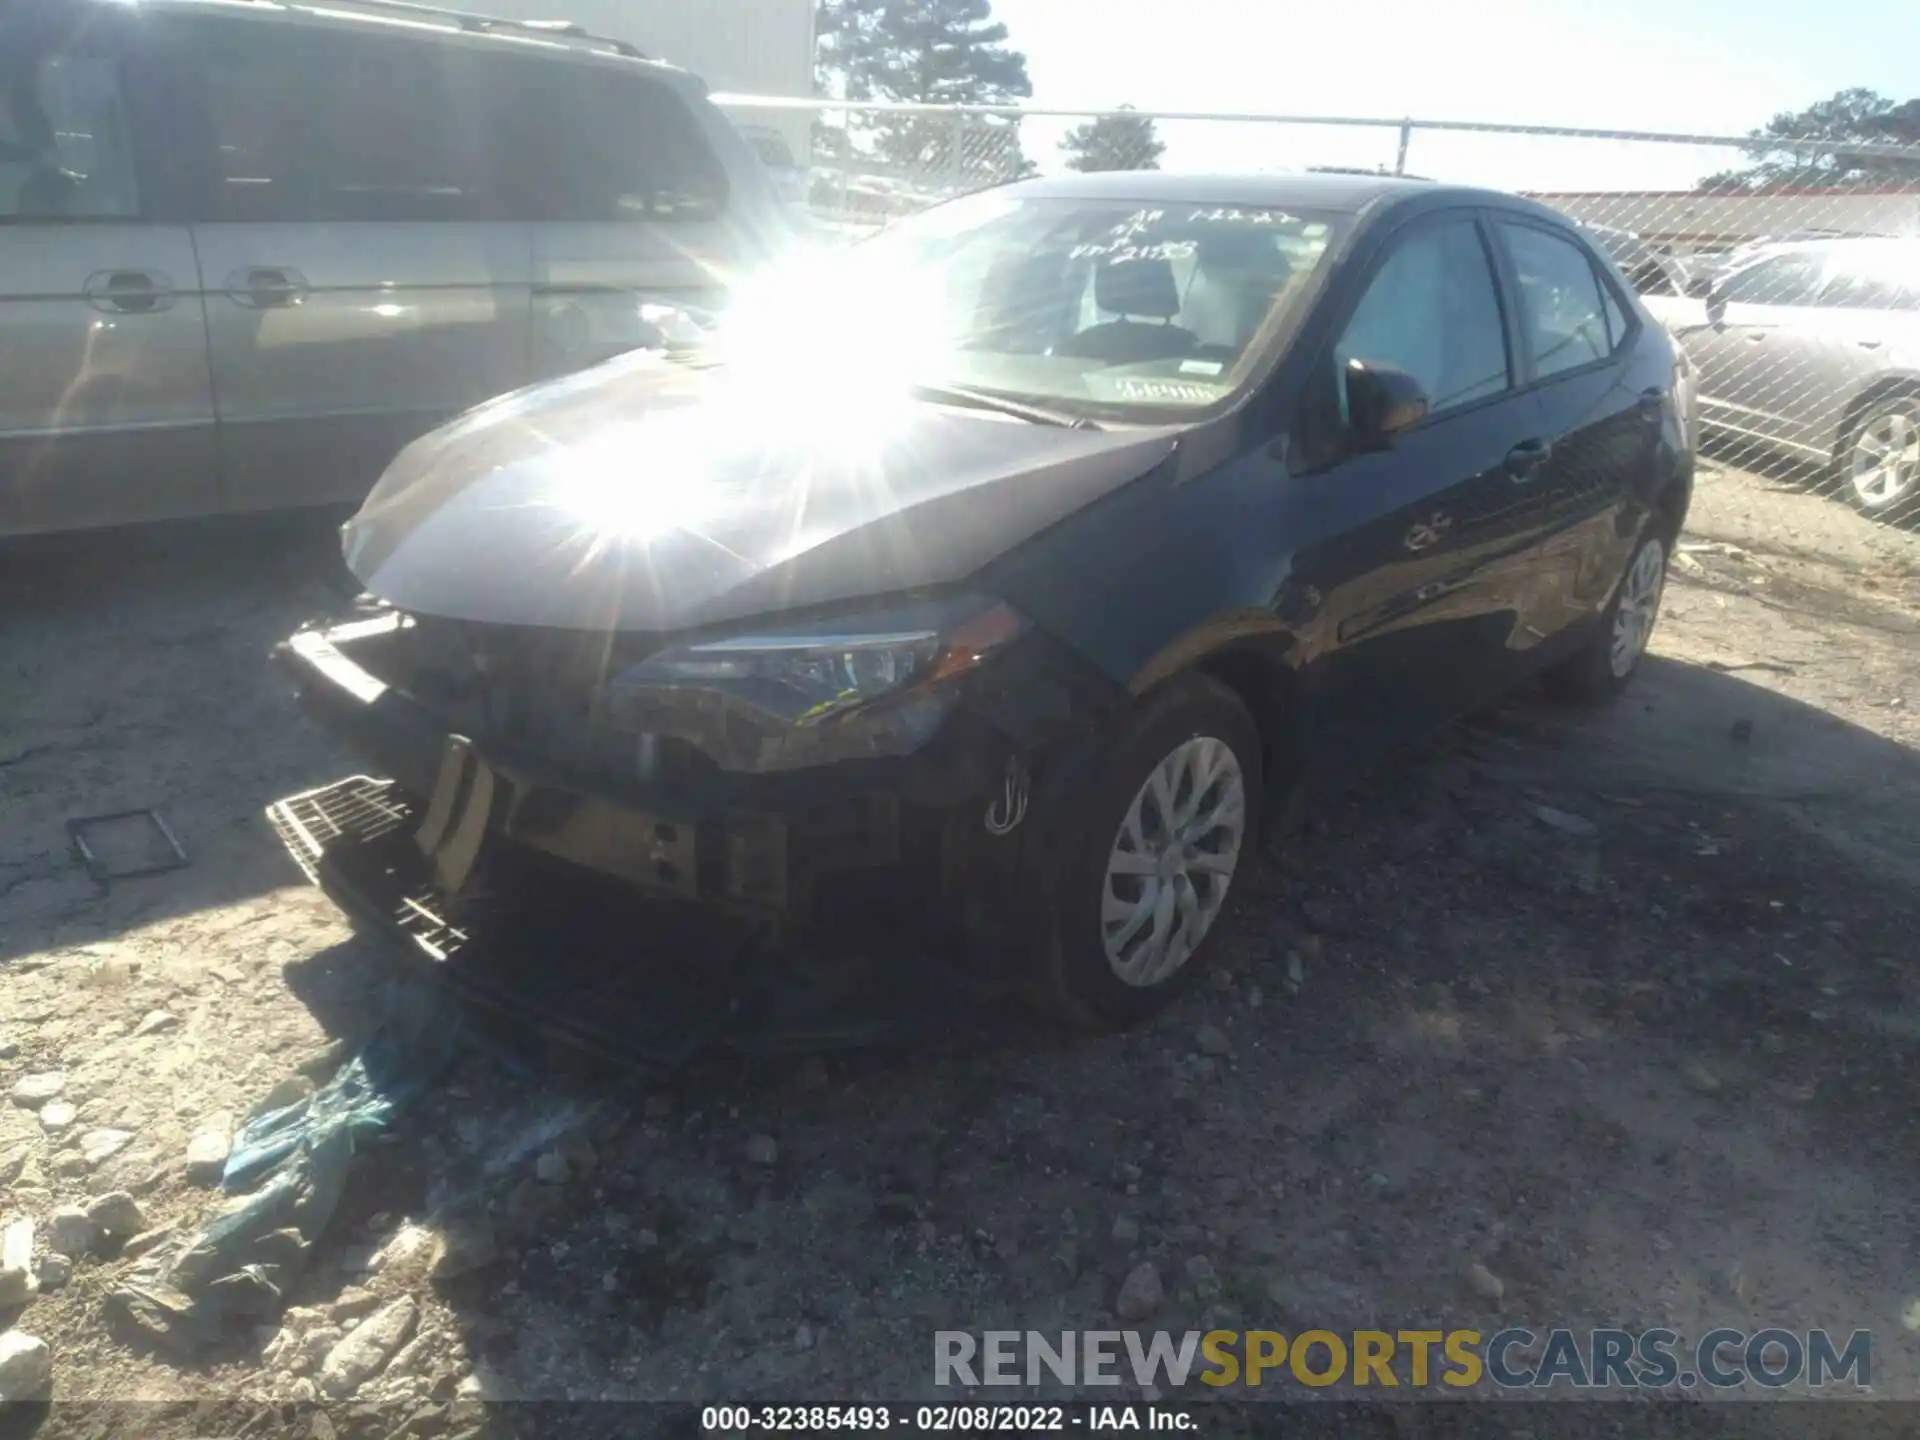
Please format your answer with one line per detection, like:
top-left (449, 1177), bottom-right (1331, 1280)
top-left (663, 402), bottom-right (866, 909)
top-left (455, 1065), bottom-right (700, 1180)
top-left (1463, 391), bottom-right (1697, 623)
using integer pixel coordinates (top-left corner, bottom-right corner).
top-left (1732, 235), bottom-right (1920, 266)
top-left (1003, 169), bottom-right (1543, 218)
top-left (97, 0), bottom-right (704, 86)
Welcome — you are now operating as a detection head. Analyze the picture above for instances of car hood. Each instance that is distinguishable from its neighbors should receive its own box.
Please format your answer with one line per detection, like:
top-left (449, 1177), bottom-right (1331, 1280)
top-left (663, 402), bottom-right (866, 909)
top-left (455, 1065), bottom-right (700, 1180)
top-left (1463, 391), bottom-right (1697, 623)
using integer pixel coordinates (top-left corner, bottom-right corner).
top-left (343, 352), bottom-right (1183, 633)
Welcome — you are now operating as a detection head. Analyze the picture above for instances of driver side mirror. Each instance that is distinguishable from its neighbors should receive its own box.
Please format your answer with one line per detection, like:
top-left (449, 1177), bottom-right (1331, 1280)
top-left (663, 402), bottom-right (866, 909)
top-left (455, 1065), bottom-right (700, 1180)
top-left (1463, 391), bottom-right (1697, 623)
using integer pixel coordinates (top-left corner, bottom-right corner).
top-left (1345, 358), bottom-right (1429, 448)
top-left (1684, 271), bottom-right (1716, 300)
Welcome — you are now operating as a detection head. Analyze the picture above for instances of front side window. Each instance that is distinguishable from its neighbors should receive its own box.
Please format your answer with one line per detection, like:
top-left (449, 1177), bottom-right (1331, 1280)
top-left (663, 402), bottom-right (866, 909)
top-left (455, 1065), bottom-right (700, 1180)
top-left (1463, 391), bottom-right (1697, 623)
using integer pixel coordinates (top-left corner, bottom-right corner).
top-left (1335, 217), bottom-right (1511, 415)
top-left (0, 48), bottom-right (140, 220)
top-left (485, 59), bottom-right (729, 223)
top-left (1500, 222), bottom-right (1613, 380)
top-left (1717, 252), bottom-right (1827, 307)
top-left (193, 24), bottom-right (484, 222)
top-left (719, 193), bottom-right (1345, 420)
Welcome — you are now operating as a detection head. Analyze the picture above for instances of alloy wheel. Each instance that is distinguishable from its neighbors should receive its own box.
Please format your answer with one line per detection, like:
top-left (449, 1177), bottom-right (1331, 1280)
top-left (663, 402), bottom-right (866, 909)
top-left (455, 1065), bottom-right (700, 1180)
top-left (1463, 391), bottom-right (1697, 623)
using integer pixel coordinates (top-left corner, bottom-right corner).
top-left (1609, 537), bottom-right (1666, 679)
top-left (1850, 408), bottom-right (1920, 510)
top-left (1100, 736), bottom-right (1246, 987)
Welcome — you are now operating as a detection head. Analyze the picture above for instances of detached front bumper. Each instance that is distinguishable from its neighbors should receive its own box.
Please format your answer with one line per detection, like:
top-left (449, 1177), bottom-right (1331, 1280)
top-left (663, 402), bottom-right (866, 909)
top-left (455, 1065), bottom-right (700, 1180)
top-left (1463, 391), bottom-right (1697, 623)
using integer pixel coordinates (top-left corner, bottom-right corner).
top-left (272, 612), bottom-right (1116, 951)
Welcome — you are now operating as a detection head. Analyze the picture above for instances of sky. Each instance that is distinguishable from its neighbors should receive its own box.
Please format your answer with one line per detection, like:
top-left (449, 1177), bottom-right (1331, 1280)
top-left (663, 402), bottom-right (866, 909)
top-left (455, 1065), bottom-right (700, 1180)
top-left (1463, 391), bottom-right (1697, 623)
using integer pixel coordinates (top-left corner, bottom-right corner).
top-left (986, 0), bottom-right (1920, 191)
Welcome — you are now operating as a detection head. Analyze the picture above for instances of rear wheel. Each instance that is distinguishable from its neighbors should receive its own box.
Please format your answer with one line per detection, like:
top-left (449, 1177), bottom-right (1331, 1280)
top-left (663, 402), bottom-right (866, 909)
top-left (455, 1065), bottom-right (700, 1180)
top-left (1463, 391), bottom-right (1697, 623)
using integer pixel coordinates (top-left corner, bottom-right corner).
top-left (1543, 529), bottom-right (1668, 703)
top-left (1039, 674), bottom-right (1262, 1030)
top-left (1843, 395), bottom-right (1920, 517)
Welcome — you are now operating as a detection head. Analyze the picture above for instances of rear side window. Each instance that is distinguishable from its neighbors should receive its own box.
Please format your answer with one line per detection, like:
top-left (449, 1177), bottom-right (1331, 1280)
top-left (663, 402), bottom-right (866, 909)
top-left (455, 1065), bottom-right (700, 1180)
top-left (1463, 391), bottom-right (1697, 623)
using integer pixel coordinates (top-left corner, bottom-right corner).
top-left (1499, 223), bottom-right (1612, 379)
top-left (1818, 254), bottom-right (1920, 312)
top-left (1336, 217), bottom-right (1511, 415)
top-left (190, 22), bottom-right (487, 222)
top-left (483, 58), bottom-right (729, 223)
top-left (0, 48), bottom-right (140, 220)
top-left (1717, 252), bottom-right (1826, 307)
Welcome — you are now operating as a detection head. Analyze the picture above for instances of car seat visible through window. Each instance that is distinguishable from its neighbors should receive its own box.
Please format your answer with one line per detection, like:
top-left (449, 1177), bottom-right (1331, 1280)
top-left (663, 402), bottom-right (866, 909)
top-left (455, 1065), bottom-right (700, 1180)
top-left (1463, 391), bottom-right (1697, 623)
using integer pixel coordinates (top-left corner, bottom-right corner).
top-left (1053, 256), bottom-right (1199, 366)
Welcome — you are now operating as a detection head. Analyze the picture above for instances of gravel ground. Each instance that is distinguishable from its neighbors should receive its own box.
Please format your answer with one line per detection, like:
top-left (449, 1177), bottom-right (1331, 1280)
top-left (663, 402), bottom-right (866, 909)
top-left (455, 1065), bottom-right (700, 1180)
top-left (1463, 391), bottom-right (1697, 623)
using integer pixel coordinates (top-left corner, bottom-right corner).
top-left (2, 468), bottom-right (1918, 1438)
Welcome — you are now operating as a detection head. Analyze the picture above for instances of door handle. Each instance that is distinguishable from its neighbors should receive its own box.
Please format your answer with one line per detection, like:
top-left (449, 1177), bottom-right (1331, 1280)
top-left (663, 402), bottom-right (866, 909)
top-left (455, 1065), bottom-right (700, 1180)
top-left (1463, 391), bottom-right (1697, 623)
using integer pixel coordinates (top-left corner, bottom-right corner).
top-left (1743, 331), bottom-right (1768, 342)
top-left (225, 266), bottom-right (308, 308)
top-left (1504, 438), bottom-right (1552, 482)
top-left (1857, 339), bottom-right (1884, 351)
top-left (83, 269), bottom-right (175, 314)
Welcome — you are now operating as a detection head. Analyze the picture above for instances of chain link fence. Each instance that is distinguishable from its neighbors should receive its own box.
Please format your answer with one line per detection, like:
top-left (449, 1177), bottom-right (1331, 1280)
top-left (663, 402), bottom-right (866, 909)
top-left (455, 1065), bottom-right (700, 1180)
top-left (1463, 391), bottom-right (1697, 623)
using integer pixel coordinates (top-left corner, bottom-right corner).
top-left (718, 98), bottom-right (1920, 621)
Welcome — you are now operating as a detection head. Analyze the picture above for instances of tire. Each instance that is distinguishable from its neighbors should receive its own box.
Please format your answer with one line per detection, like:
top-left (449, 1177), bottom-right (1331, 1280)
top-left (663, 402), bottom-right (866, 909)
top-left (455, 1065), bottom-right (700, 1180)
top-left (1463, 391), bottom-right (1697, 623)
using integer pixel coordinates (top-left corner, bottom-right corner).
top-left (1542, 527), bottom-right (1669, 703)
top-left (1840, 393), bottom-right (1920, 519)
top-left (1038, 672), bottom-right (1263, 1030)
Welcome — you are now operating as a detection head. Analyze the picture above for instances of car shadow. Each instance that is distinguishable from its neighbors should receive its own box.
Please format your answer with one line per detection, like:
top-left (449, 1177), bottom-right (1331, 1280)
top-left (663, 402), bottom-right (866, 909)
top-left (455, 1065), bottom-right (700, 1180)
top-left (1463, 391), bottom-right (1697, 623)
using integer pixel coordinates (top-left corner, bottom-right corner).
top-left (116, 649), bottom-right (1914, 1412)
top-left (0, 513), bottom-right (364, 967)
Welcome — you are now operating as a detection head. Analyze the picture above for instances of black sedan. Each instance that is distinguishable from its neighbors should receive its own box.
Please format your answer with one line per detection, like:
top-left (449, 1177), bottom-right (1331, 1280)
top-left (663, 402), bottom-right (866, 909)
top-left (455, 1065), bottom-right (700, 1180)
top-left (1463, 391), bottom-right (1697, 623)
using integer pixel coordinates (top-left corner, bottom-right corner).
top-left (277, 172), bottom-right (1693, 1038)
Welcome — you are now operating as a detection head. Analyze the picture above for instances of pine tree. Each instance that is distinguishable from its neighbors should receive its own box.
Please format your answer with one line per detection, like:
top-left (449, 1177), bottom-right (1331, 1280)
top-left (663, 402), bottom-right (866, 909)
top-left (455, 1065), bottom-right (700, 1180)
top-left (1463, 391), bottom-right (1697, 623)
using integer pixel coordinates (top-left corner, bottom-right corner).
top-left (1700, 88), bottom-right (1920, 190)
top-left (815, 0), bottom-right (1034, 188)
top-left (1061, 107), bottom-right (1165, 173)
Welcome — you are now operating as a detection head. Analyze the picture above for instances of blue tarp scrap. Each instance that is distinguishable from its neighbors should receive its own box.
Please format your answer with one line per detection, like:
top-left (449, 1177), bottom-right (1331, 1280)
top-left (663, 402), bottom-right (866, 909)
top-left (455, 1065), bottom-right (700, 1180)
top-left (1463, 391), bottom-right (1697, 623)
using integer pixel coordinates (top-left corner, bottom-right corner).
top-left (107, 981), bottom-right (463, 1356)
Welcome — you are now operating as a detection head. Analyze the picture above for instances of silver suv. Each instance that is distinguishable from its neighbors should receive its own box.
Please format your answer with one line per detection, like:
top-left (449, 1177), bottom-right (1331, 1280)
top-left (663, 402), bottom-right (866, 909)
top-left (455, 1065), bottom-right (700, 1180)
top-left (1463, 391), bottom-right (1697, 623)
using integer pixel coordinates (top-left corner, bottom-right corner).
top-left (0, 0), bottom-right (793, 537)
top-left (1661, 237), bottom-right (1920, 515)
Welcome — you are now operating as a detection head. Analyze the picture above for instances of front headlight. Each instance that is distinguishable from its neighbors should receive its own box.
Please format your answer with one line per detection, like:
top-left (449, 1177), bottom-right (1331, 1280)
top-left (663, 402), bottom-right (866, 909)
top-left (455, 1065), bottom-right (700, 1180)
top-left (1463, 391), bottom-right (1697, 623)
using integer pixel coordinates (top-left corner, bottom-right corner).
top-left (604, 596), bottom-right (1028, 773)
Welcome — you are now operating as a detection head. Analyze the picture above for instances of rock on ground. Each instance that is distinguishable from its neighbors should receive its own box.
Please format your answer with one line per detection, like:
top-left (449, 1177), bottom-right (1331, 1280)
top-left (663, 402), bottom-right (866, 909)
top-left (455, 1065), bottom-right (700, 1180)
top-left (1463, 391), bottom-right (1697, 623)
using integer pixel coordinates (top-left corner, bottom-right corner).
top-left (1115, 1262), bottom-right (1164, 1321)
top-left (185, 1128), bottom-right (230, 1184)
top-left (0, 1330), bottom-right (51, 1401)
top-left (46, 1207), bottom-right (94, 1257)
top-left (83, 1192), bottom-right (145, 1242)
top-left (9, 1073), bottom-right (65, 1110)
top-left (318, 1296), bottom-right (417, 1399)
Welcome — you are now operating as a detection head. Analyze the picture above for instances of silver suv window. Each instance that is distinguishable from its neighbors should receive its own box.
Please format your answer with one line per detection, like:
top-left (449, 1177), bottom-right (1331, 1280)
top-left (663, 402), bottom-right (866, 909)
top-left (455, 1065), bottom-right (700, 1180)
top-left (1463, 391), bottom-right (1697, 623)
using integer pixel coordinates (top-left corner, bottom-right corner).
top-left (481, 56), bottom-right (730, 224)
top-left (190, 22), bottom-right (487, 223)
top-left (0, 46), bottom-right (139, 220)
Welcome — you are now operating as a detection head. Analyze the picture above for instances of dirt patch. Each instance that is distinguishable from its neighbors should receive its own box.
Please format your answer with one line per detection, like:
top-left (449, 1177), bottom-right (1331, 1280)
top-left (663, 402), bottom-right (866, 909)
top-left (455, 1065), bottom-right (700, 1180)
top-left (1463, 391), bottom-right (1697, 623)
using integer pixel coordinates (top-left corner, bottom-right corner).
top-left (2, 476), bottom-right (1918, 1433)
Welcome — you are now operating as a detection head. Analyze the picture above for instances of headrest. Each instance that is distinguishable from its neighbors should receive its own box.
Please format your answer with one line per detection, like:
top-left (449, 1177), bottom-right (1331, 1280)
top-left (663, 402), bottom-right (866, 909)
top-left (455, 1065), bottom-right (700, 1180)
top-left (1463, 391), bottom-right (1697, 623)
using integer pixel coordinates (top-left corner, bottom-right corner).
top-left (1198, 229), bottom-right (1291, 280)
top-left (1094, 256), bottom-right (1180, 320)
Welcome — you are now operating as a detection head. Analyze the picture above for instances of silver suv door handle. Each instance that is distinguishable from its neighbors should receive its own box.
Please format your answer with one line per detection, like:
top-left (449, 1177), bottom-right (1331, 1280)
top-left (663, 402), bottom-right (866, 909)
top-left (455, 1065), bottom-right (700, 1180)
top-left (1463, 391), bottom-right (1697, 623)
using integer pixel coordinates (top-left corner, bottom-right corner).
top-left (225, 267), bottom-right (308, 308)
top-left (83, 269), bottom-right (175, 314)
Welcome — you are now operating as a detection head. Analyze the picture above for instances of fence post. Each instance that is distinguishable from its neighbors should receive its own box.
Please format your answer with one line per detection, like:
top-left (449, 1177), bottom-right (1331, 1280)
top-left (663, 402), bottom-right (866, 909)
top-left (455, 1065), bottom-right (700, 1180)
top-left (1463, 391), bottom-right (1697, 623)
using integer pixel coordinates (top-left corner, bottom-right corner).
top-left (838, 106), bottom-right (855, 216)
top-left (949, 106), bottom-right (968, 190)
top-left (1395, 119), bottom-right (1413, 176)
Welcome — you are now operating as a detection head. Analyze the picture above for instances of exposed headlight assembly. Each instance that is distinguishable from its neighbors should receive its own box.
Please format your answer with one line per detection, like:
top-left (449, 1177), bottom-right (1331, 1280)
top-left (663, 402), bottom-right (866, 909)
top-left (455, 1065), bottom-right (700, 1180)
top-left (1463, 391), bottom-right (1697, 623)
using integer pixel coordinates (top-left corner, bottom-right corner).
top-left (604, 596), bottom-right (1028, 773)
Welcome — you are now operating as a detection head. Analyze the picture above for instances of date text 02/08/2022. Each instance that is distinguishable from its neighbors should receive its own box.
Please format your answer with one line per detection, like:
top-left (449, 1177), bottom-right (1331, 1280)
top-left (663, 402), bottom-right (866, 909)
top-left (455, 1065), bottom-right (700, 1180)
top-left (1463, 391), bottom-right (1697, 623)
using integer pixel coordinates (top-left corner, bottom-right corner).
top-left (700, 1405), bottom-right (1192, 1432)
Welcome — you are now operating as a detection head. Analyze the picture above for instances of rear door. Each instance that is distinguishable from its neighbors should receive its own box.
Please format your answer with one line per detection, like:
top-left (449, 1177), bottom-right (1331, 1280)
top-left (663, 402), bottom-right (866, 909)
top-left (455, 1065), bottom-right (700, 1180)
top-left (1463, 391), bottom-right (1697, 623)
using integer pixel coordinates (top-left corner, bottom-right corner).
top-left (1489, 216), bottom-right (1656, 642)
top-left (1794, 245), bottom-right (1920, 456)
top-left (1290, 209), bottom-right (1557, 761)
top-left (1690, 249), bottom-right (1829, 457)
top-left (477, 52), bottom-right (765, 380)
top-left (0, 10), bottom-right (217, 536)
top-left (171, 15), bottom-right (532, 513)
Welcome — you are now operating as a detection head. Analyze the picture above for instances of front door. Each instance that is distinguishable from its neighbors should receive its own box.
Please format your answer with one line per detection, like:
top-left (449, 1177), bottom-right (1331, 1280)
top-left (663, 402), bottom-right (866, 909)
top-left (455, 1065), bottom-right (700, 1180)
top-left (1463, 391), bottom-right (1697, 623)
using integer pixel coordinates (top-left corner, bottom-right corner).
top-left (0, 12), bottom-right (217, 536)
top-left (1287, 211), bottom-right (1557, 764)
top-left (168, 15), bottom-right (532, 514)
top-left (475, 50), bottom-right (754, 380)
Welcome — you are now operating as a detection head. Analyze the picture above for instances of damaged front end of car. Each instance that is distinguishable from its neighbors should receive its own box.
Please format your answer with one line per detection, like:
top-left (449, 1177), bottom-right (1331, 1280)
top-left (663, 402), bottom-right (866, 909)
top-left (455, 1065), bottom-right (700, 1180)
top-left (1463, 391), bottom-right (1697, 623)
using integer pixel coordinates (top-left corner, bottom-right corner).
top-left (269, 592), bottom-right (1124, 1069)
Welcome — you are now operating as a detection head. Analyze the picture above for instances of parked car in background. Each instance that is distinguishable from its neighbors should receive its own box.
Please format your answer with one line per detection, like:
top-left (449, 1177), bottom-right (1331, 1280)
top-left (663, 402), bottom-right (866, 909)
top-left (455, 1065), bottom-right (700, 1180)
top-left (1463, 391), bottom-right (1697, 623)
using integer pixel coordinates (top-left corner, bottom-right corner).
top-left (737, 124), bottom-right (808, 207)
top-left (0, 0), bottom-right (794, 539)
top-left (1662, 237), bottom-right (1920, 515)
top-left (1586, 224), bottom-right (1687, 297)
top-left (276, 172), bottom-right (1694, 1044)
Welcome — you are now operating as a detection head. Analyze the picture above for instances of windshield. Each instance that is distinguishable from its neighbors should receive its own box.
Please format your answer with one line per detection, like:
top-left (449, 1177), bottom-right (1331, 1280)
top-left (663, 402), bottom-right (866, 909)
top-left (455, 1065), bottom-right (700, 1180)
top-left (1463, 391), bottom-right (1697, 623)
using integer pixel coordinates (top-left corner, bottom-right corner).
top-left (719, 191), bottom-right (1345, 421)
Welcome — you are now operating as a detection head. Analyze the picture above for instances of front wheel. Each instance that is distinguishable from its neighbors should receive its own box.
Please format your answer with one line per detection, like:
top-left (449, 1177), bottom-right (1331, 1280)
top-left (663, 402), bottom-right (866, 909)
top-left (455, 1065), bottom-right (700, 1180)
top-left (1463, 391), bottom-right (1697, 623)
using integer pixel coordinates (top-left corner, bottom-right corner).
top-left (1843, 395), bottom-right (1920, 517)
top-left (1543, 529), bottom-right (1668, 703)
top-left (1038, 673), bottom-right (1262, 1030)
